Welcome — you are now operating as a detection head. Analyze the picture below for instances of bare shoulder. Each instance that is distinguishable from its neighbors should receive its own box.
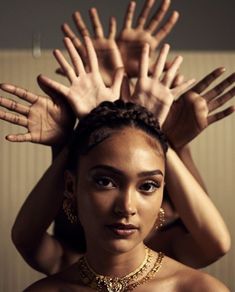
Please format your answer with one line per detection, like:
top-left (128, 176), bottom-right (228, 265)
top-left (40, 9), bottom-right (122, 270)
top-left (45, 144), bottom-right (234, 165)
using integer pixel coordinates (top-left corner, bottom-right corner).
top-left (24, 261), bottom-right (85, 292)
top-left (23, 276), bottom-right (63, 292)
top-left (24, 276), bottom-right (83, 292)
top-left (186, 271), bottom-right (230, 292)
top-left (155, 255), bottom-right (229, 292)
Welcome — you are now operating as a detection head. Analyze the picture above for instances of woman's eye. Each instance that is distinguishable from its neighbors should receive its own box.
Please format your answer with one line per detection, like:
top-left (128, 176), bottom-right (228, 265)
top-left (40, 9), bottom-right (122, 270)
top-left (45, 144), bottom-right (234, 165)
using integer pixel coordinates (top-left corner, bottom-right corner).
top-left (94, 177), bottom-right (115, 189)
top-left (139, 181), bottom-right (160, 193)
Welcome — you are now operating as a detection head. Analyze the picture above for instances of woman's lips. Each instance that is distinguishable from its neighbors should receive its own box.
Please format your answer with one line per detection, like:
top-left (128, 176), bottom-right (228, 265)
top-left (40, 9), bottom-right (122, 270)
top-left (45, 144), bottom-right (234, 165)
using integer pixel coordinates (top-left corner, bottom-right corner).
top-left (106, 223), bottom-right (138, 237)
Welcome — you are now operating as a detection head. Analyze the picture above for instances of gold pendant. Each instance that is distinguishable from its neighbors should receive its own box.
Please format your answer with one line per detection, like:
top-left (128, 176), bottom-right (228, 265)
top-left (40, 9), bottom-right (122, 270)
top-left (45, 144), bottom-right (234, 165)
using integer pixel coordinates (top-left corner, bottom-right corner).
top-left (105, 280), bottom-right (124, 292)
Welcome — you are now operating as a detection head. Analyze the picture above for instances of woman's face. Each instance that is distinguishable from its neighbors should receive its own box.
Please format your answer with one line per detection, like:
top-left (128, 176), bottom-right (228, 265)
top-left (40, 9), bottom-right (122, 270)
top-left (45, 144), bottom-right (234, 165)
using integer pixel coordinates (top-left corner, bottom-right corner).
top-left (72, 127), bottom-right (165, 254)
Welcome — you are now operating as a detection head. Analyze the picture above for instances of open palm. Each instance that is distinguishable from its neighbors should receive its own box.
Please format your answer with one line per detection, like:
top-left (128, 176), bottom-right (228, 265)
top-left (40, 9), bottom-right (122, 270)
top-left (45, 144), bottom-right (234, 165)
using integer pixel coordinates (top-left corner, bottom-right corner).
top-left (131, 44), bottom-right (195, 126)
top-left (163, 68), bottom-right (235, 148)
top-left (62, 8), bottom-right (123, 86)
top-left (117, 0), bottom-right (179, 77)
top-left (39, 37), bottom-right (123, 119)
top-left (0, 83), bottom-right (75, 145)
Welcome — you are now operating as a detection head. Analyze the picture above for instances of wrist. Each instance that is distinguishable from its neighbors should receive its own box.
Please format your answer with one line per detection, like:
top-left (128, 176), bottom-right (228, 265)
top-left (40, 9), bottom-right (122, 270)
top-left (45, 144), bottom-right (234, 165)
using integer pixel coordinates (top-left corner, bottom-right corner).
top-left (162, 131), bottom-right (189, 153)
top-left (172, 144), bottom-right (191, 155)
top-left (51, 137), bottom-right (71, 160)
top-left (51, 146), bottom-right (64, 160)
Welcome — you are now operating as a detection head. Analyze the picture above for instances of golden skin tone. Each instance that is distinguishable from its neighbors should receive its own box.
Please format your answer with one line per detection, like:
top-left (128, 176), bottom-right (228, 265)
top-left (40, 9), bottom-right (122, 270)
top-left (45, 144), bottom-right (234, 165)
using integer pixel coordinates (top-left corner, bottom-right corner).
top-left (25, 127), bottom-right (229, 291)
top-left (67, 126), bottom-right (165, 277)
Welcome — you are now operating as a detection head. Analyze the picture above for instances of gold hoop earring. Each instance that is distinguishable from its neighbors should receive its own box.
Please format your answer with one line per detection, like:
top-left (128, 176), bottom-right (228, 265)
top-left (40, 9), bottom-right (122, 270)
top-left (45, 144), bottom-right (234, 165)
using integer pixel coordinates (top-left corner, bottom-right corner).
top-left (62, 197), bottom-right (78, 224)
top-left (155, 208), bottom-right (165, 230)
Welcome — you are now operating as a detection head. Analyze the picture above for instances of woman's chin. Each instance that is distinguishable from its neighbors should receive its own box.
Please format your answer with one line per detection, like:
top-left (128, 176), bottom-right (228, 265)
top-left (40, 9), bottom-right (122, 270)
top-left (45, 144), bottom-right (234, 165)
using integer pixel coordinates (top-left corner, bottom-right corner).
top-left (98, 238), bottom-right (143, 256)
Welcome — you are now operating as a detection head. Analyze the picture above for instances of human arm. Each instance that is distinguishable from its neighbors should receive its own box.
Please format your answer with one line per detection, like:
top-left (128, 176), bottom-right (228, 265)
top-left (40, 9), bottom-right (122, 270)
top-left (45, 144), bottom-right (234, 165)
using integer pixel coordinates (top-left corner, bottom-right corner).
top-left (10, 146), bottom-right (79, 275)
top-left (0, 81), bottom-right (80, 274)
top-left (173, 145), bottom-right (208, 192)
top-left (117, 0), bottom-right (179, 77)
top-left (147, 147), bottom-right (231, 268)
top-left (61, 8), bottom-right (123, 86)
top-left (162, 68), bottom-right (235, 191)
top-left (165, 74), bottom-right (208, 190)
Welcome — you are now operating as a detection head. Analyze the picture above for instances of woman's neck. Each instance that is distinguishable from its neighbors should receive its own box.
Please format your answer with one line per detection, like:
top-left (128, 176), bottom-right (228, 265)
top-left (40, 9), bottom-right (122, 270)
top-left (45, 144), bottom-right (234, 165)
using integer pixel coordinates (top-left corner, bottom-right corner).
top-left (84, 243), bottom-right (147, 278)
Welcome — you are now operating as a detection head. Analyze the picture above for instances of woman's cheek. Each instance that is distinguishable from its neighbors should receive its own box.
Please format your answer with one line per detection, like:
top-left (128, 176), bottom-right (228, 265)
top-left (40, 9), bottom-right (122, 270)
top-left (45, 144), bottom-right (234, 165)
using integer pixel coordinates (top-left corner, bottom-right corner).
top-left (86, 191), bottom-right (115, 215)
top-left (140, 196), bottom-right (162, 226)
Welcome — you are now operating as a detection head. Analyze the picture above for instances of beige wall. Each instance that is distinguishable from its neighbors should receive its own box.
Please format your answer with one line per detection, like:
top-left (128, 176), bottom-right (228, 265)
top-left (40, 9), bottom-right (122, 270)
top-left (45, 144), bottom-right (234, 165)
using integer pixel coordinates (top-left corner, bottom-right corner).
top-left (0, 50), bottom-right (234, 291)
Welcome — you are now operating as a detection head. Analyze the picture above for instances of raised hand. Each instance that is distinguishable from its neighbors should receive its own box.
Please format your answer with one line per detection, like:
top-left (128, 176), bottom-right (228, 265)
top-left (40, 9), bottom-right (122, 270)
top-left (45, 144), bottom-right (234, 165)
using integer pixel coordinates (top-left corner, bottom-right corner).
top-left (39, 37), bottom-right (124, 118)
top-left (62, 8), bottom-right (123, 86)
top-left (163, 68), bottom-right (235, 148)
top-left (0, 83), bottom-right (75, 145)
top-left (117, 0), bottom-right (179, 77)
top-left (131, 44), bottom-right (195, 126)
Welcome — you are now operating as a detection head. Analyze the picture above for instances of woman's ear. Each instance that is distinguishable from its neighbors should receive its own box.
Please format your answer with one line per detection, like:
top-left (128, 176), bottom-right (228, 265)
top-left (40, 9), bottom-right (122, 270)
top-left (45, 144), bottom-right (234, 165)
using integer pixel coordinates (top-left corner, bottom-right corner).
top-left (64, 170), bottom-right (76, 199)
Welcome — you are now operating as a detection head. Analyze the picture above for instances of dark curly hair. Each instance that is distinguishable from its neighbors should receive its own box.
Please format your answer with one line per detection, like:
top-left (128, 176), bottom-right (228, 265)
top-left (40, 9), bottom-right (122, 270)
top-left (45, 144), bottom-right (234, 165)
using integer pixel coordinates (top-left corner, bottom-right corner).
top-left (67, 100), bottom-right (168, 171)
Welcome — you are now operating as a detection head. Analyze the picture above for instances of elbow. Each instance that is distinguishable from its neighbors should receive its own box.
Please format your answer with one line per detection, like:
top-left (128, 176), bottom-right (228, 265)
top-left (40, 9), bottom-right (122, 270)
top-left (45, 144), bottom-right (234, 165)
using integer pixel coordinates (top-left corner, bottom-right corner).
top-left (215, 233), bottom-right (231, 257)
top-left (11, 224), bottom-right (21, 248)
top-left (208, 232), bottom-right (231, 263)
top-left (11, 223), bottom-right (28, 250)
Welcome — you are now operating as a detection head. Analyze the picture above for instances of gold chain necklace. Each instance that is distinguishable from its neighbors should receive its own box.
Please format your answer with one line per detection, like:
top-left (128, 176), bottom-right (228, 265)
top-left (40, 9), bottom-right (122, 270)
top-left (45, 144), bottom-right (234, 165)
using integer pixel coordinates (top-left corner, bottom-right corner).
top-left (77, 247), bottom-right (164, 292)
top-left (125, 252), bottom-right (164, 291)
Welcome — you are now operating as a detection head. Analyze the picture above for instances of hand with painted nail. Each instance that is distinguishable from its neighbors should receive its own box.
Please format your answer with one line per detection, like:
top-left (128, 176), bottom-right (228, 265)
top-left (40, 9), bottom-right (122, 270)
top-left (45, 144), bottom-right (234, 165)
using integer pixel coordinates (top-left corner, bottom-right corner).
top-left (62, 8), bottom-right (123, 86)
top-left (0, 84), bottom-right (75, 145)
top-left (130, 44), bottom-right (195, 126)
top-left (39, 37), bottom-right (124, 118)
top-left (163, 68), bottom-right (235, 148)
top-left (117, 0), bottom-right (179, 77)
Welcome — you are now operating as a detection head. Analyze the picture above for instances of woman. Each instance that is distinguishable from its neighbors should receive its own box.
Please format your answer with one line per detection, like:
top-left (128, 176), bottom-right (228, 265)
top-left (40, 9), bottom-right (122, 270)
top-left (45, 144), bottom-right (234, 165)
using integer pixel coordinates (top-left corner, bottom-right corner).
top-left (24, 100), bottom-right (228, 291)
top-left (0, 36), bottom-right (232, 274)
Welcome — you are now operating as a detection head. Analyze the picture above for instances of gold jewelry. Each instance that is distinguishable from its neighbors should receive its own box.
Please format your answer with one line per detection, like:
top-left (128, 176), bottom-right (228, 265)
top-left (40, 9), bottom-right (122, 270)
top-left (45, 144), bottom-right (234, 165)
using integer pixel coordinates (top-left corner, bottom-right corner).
top-left (77, 247), bottom-right (164, 292)
top-left (62, 197), bottom-right (78, 224)
top-left (127, 252), bottom-right (164, 291)
top-left (155, 208), bottom-right (165, 230)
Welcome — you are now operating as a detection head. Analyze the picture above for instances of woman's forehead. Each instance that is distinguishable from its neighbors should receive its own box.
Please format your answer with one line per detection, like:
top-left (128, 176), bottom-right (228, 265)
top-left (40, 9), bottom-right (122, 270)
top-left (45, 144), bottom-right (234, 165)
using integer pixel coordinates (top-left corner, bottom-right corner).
top-left (78, 127), bottom-right (165, 174)
top-left (91, 126), bottom-right (164, 153)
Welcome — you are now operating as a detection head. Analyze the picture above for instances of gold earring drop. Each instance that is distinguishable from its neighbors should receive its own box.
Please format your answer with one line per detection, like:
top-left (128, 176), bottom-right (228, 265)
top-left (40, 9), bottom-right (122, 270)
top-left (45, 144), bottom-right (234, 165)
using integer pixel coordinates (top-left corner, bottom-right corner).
top-left (155, 208), bottom-right (165, 230)
top-left (62, 194), bottom-right (78, 224)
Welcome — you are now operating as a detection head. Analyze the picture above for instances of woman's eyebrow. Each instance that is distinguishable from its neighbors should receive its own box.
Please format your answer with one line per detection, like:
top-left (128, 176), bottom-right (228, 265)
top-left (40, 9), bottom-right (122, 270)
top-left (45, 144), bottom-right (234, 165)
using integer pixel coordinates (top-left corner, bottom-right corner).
top-left (137, 170), bottom-right (164, 177)
top-left (89, 165), bottom-right (123, 176)
top-left (89, 165), bottom-right (163, 177)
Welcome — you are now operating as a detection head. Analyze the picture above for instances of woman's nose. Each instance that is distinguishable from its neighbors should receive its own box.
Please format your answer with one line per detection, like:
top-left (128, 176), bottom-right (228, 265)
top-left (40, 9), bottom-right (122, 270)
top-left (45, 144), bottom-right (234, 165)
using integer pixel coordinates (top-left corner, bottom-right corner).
top-left (113, 187), bottom-right (137, 217)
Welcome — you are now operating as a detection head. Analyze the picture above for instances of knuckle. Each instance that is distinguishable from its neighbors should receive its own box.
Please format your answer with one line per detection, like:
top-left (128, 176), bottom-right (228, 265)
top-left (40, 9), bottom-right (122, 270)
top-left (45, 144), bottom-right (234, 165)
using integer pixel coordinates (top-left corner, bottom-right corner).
top-left (10, 100), bottom-right (17, 111)
top-left (13, 115), bottom-right (20, 124)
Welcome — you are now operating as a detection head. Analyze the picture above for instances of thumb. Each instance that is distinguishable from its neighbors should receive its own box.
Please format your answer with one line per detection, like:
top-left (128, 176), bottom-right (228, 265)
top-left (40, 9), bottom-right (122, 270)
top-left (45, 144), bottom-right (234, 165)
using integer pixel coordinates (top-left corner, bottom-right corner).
top-left (37, 74), bottom-right (64, 104)
top-left (172, 78), bottom-right (196, 99)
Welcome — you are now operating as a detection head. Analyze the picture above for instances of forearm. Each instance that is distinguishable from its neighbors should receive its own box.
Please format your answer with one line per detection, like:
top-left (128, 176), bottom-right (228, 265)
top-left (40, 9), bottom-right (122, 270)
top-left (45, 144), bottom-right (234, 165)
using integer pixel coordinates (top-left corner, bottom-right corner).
top-left (11, 146), bottom-right (68, 248)
top-left (51, 144), bottom-right (65, 161)
top-left (165, 148), bottom-right (231, 261)
top-left (174, 144), bottom-right (207, 192)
